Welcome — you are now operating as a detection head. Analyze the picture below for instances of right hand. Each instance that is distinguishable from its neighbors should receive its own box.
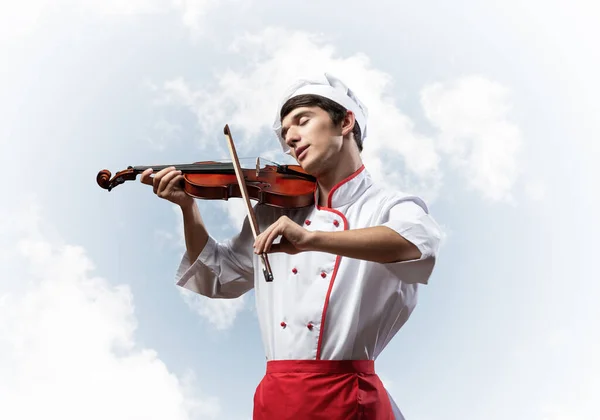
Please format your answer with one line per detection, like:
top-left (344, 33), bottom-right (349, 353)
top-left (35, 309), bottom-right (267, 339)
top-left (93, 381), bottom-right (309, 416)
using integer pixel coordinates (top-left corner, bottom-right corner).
top-left (140, 166), bottom-right (194, 209)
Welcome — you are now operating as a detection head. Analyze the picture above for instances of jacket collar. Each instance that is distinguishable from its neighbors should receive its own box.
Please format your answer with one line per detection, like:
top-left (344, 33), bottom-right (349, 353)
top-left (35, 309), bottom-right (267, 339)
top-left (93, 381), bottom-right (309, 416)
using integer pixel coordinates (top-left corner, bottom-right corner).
top-left (315, 165), bottom-right (372, 209)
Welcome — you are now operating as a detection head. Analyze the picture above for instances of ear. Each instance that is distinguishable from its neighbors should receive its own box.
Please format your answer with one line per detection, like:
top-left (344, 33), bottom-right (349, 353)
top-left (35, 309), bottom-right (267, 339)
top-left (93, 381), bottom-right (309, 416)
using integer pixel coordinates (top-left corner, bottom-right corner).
top-left (341, 110), bottom-right (356, 137)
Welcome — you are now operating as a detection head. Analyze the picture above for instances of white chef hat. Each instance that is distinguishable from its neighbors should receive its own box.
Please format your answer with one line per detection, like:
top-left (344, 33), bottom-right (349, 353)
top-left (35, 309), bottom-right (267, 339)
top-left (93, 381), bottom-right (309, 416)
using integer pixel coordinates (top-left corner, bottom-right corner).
top-left (272, 73), bottom-right (368, 154)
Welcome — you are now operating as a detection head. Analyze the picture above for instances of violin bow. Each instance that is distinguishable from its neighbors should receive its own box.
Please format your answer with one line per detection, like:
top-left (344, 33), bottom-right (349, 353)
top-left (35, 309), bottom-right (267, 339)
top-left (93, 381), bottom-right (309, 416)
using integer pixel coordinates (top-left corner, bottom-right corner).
top-left (223, 124), bottom-right (274, 282)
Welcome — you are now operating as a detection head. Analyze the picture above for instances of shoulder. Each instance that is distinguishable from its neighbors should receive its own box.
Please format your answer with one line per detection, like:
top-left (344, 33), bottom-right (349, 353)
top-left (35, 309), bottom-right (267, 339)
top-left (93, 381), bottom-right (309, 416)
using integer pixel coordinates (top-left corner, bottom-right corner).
top-left (366, 180), bottom-right (430, 216)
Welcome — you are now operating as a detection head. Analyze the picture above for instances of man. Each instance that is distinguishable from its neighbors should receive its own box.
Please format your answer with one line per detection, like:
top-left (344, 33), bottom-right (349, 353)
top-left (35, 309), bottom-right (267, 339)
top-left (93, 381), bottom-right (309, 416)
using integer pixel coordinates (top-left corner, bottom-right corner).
top-left (141, 73), bottom-right (442, 419)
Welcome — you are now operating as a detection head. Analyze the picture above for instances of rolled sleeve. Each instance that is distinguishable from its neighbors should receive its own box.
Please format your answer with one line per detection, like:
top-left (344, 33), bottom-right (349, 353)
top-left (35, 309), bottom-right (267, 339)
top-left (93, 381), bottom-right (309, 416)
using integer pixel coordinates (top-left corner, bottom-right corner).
top-left (381, 197), bottom-right (443, 284)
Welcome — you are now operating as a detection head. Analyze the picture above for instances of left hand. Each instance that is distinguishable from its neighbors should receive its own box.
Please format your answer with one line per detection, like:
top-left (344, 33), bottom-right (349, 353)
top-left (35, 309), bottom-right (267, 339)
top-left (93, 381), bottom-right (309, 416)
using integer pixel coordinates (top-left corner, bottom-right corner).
top-left (254, 216), bottom-right (313, 255)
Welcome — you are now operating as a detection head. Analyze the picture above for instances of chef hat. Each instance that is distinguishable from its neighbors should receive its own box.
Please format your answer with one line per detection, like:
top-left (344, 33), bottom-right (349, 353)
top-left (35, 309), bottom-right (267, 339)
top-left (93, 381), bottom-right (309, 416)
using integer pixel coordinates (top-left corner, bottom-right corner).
top-left (272, 73), bottom-right (368, 154)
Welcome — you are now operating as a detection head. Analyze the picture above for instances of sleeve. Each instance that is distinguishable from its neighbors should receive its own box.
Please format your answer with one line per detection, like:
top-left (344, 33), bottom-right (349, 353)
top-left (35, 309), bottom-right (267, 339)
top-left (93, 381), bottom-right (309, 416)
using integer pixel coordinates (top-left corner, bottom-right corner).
top-left (174, 213), bottom-right (256, 299)
top-left (380, 196), bottom-right (443, 285)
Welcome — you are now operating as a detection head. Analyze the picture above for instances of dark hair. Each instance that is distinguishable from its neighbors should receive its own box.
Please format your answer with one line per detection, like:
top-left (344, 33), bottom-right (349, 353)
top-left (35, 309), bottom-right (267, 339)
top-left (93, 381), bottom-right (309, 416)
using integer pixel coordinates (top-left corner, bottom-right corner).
top-left (280, 94), bottom-right (363, 152)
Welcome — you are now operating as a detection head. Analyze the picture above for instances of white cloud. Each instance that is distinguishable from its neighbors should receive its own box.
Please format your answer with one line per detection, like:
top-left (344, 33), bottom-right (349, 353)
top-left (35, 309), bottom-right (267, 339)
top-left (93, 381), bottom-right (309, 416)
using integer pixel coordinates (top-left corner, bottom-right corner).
top-left (0, 0), bottom-right (223, 41)
top-left (0, 0), bottom-right (164, 40)
top-left (179, 289), bottom-right (246, 331)
top-left (78, 0), bottom-right (167, 15)
top-left (156, 204), bottom-right (248, 330)
top-left (157, 27), bottom-right (443, 203)
top-left (146, 118), bottom-right (184, 152)
top-left (0, 195), bottom-right (220, 420)
top-left (172, 0), bottom-right (219, 35)
top-left (421, 75), bottom-right (522, 203)
top-left (524, 178), bottom-right (547, 201)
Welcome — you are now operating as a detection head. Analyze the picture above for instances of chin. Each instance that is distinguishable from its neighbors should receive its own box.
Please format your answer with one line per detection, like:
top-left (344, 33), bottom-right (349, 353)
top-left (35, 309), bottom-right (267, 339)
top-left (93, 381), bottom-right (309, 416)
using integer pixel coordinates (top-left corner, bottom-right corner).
top-left (299, 159), bottom-right (323, 177)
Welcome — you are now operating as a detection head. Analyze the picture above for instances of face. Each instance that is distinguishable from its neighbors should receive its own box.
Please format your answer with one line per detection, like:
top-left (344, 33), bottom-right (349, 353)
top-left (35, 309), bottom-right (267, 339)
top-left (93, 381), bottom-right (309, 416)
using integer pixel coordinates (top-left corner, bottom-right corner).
top-left (280, 106), bottom-right (344, 176)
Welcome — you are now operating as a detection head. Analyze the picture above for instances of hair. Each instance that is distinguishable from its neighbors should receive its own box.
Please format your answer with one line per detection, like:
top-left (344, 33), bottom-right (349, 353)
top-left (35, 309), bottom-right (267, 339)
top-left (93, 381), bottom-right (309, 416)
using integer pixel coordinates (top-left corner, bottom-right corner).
top-left (280, 94), bottom-right (363, 152)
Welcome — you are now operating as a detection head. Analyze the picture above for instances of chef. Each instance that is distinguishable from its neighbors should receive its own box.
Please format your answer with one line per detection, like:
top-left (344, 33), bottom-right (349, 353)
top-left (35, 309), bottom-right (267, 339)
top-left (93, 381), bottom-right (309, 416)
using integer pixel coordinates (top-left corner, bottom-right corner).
top-left (142, 73), bottom-right (442, 419)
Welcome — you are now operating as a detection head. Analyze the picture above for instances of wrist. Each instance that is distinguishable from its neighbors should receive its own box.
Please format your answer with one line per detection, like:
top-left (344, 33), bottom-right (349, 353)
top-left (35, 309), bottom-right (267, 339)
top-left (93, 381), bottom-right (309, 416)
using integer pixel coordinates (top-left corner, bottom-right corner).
top-left (305, 230), bottom-right (324, 252)
top-left (179, 197), bottom-right (197, 213)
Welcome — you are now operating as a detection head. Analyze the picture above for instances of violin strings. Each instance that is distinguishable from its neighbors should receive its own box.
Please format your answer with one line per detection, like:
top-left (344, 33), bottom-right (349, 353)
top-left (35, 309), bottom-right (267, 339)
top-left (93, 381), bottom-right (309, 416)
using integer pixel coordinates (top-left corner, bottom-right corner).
top-left (133, 158), bottom-right (285, 174)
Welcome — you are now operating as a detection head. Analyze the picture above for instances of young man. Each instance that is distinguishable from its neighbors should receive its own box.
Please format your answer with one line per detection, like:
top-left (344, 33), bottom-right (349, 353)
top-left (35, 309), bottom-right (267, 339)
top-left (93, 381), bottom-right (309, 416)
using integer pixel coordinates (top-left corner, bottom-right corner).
top-left (141, 73), bottom-right (442, 419)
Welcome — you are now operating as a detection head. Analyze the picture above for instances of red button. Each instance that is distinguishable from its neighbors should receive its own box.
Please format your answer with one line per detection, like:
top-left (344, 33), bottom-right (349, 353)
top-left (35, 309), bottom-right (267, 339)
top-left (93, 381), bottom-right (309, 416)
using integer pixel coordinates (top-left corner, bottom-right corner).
top-left (292, 268), bottom-right (298, 274)
top-left (321, 272), bottom-right (327, 278)
top-left (333, 220), bottom-right (339, 227)
top-left (280, 321), bottom-right (286, 328)
top-left (307, 323), bottom-right (313, 330)
top-left (305, 220), bottom-right (311, 225)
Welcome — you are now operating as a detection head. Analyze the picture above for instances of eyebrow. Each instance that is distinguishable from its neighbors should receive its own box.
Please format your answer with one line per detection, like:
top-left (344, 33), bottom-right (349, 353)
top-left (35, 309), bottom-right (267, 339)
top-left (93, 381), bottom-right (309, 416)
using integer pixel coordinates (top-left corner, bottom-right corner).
top-left (281, 110), bottom-right (313, 139)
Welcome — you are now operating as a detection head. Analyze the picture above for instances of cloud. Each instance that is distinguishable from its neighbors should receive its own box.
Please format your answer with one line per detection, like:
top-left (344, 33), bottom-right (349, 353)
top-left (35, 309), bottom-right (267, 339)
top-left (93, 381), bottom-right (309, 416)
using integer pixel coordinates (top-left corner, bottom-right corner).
top-left (179, 289), bottom-right (247, 331)
top-left (0, 195), bottom-right (220, 420)
top-left (155, 204), bottom-right (248, 330)
top-left (172, 0), bottom-right (219, 35)
top-left (524, 178), bottom-right (547, 201)
top-left (145, 118), bottom-right (184, 152)
top-left (0, 0), bottom-right (165, 40)
top-left (157, 27), bottom-right (443, 203)
top-left (0, 0), bottom-right (224, 41)
top-left (421, 75), bottom-right (522, 203)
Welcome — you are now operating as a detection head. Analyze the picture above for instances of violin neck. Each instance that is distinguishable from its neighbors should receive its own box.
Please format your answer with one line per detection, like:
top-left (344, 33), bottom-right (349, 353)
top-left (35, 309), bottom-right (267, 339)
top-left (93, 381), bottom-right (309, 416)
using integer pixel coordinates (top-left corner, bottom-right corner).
top-left (132, 163), bottom-right (235, 174)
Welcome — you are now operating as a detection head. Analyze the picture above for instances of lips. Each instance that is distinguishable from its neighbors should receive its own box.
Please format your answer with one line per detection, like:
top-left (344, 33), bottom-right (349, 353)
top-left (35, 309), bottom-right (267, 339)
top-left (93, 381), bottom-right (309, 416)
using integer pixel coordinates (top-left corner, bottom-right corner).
top-left (296, 145), bottom-right (309, 160)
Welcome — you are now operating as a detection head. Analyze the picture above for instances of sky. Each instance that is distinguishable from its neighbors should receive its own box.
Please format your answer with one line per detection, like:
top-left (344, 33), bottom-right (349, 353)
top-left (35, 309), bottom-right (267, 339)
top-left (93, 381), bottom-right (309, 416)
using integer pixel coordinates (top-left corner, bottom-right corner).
top-left (1, 1), bottom-right (599, 419)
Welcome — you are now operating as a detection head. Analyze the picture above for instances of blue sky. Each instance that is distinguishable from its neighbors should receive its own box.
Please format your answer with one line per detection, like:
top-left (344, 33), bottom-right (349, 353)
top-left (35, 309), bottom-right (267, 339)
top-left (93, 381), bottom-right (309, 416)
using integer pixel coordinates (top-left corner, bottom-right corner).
top-left (1, 1), bottom-right (599, 419)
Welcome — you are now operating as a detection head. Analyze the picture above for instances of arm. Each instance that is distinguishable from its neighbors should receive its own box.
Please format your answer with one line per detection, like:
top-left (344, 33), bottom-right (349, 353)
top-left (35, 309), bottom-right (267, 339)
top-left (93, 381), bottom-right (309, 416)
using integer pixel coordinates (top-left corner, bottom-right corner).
top-left (139, 166), bottom-right (255, 298)
top-left (181, 200), bottom-right (209, 263)
top-left (254, 215), bottom-right (424, 264)
top-left (307, 226), bottom-right (422, 263)
top-left (254, 198), bottom-right (442, 284)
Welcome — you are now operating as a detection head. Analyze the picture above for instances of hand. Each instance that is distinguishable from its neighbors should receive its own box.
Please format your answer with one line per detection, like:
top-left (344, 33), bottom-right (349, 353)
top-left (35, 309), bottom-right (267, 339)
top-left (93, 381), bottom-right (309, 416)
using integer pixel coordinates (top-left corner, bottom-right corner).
top-left (254, 215), bottom-right (313, 255)
top-left (140, 166), bottom-right (194, 209)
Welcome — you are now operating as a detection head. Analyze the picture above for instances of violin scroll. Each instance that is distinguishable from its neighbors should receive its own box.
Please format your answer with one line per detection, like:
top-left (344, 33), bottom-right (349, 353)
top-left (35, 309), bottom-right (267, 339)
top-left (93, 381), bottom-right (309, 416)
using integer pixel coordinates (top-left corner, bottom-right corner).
top-left (97, 167), bottom-right (138, 191)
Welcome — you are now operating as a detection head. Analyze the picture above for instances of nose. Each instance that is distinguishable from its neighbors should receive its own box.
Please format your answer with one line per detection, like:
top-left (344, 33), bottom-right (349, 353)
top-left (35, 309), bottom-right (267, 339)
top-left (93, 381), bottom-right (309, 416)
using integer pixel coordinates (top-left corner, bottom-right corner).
top-left (285, 126), bottom-right (301, 147)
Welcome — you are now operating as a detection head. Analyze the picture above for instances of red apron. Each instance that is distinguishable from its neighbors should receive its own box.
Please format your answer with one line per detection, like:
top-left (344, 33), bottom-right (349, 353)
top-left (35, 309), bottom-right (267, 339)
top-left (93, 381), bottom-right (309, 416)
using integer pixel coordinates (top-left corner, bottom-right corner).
top-left (253, 360), bottom-right (395, 419)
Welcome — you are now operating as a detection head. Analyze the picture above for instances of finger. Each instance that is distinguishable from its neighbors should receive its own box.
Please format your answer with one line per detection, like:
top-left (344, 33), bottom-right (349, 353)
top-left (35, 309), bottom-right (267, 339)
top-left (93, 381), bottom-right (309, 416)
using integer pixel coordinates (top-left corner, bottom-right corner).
top-left (257, 216), bottom-right (292, 253)
top-left (164, 172), bottom-right (185, 197)
top-left (140, 168), bottom-right (154, 186)
top-left (254, 230), bottom-right (268, 254)
top-left (151, 167), bottom-right (169, 194)
top-left (254, 222), bottom-right (278, 254)
top-left (157, 170), bottom-right (181, 197)
top-left (151, 166), bottom-right (176, 191)
top-left (153, 167), bottom-right (175, 194)
top-left (261, 219), bottom-right (287, 254)
top-left (263, 223), bottom-right (284, 253)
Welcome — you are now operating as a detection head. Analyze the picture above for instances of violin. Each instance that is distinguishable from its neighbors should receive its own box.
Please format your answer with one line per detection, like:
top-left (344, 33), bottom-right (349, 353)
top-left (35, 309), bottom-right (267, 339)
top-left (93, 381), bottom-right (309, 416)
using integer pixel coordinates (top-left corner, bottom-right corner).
top-left (97, 125), bottom-right (315, 283)
top-left (96, 158), bottom-right (316, 209)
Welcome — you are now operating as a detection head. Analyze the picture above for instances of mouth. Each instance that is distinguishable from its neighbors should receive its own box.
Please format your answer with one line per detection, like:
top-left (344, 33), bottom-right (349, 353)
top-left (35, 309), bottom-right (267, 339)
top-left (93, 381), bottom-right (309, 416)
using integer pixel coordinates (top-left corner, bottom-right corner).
top-left (296, 145), bottom-right (309, 161)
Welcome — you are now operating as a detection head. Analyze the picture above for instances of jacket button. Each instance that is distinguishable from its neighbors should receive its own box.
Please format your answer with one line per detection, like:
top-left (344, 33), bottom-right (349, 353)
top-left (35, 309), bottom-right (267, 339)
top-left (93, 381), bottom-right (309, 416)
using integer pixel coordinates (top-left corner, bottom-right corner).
top-left (333, 220), bottom-right (339, 227)
top-left (280, 321), bottom-right (286, 328)
top-left (307, 323), bottom-right (313, 330)
top-left (305, 219), bottom-right (311, 225)
top-left (292, 268), bottom-right (298, 274)
top-left (321, 271), bottom-right (327, 278)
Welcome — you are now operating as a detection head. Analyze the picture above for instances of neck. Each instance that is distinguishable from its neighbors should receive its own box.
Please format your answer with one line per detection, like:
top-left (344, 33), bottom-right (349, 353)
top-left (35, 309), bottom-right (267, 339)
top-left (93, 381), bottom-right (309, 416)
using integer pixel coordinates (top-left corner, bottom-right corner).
top-left (316, 149), bottom-right (362, 207)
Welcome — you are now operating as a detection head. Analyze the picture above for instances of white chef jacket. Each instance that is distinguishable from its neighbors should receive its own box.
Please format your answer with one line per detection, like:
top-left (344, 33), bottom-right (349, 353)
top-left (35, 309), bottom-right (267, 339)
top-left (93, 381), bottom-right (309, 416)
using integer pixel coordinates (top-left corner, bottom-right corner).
top-left (175, 165), bottom-right (442, 418)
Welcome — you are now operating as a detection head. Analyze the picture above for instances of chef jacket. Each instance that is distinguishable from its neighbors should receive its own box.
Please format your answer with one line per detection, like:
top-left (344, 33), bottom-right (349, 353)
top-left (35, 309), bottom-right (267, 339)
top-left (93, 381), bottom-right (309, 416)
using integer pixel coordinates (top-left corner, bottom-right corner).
top-left (175, 165), bottom-right (442, 417)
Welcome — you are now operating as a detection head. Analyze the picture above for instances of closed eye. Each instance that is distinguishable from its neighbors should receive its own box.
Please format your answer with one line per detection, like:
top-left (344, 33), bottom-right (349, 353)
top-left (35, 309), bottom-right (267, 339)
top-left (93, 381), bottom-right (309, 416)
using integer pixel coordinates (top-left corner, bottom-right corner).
top-left (282, 110), bottom-right (314, 139)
